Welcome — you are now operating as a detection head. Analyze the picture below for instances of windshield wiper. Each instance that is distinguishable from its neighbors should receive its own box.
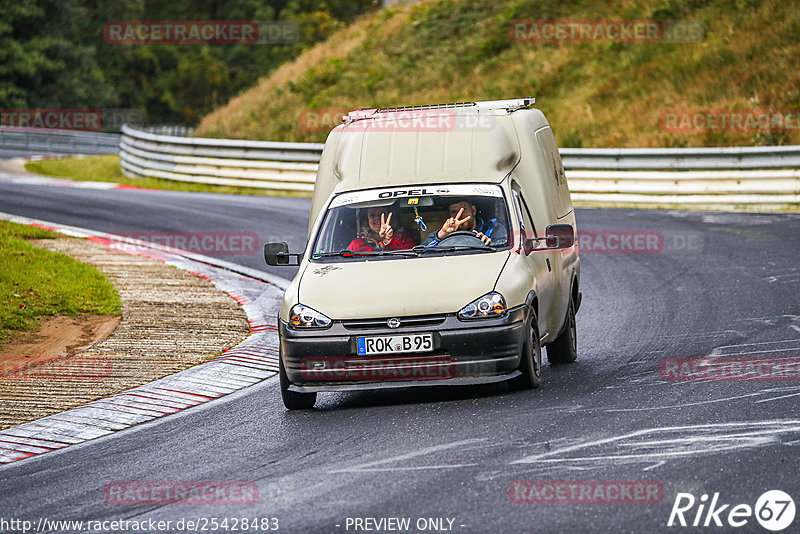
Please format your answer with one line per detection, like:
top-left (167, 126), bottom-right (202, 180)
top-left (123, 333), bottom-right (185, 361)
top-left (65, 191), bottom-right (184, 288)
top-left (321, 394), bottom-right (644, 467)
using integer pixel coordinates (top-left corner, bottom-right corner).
top-left (312, 249), bottom-right (374, 258)
top-left (378, 249), bottom-right (420, 257)
top-left (413, 244), bottom-right (502, 254)
top-left (312, 249), bottom-right (419, 259)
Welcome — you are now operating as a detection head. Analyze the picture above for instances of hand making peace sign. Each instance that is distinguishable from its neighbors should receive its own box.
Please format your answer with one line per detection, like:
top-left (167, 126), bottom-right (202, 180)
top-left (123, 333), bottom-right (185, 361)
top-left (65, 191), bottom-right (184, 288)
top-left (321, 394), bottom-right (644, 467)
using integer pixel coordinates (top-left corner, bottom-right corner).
top-left (379, 212), bottom-right (394, 243)
top-left (436, 207), bottom-right (472, 239)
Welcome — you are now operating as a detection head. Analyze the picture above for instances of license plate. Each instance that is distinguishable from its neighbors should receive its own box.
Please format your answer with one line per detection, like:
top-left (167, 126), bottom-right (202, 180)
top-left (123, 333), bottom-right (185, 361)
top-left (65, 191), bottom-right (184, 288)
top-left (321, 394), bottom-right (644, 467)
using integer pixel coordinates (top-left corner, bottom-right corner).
top-left (357, 333), bottom-right (433, 355)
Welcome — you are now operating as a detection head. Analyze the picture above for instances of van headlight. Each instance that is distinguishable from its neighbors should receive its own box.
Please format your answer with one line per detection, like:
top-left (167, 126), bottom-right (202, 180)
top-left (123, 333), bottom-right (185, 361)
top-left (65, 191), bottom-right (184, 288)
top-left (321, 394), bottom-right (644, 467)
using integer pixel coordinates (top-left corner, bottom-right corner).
top-left (458, 292), bottom-right (506, 320)
top-left (289, 304), bottom-right (332, 329)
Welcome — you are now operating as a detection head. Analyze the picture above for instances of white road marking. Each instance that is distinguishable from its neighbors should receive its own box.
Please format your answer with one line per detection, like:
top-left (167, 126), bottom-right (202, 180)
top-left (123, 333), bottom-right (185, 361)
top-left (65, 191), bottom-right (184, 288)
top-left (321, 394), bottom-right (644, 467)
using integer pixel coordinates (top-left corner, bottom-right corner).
top-left (604, 392), bottom-right (764, 412)
top-left (710, 338), bottom-right (800, 356)
top-left (655, 329), bottom-right (740, 340)
top-left (511, 420), bottom-right (800, 466)
top-left (330, 465), bottom-right (479, 472)
top-left (716, 347), bottom-right (800, 356)
top-left (329, 438), bottom-right (487, 473)
top-left (643, 461), bottom-right (665, 471)
top-left (755, 392), bottom-right (800, 403)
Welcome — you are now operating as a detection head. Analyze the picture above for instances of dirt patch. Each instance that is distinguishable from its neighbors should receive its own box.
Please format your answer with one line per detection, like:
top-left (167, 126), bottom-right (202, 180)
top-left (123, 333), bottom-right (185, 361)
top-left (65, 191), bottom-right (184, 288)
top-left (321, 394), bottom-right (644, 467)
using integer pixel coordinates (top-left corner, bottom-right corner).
top-left (0, 315), bottom-right (120, 377)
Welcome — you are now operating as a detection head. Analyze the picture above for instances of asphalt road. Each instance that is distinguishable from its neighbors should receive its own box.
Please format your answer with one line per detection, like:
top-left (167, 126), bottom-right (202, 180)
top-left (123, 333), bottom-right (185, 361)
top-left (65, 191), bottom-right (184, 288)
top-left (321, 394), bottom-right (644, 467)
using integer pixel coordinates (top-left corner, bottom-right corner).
top-left (0, 149), bottom-right (42, 158)
top-left (1, 178), bottom-right (799, 533)
top-left (0, 181), bottom-right (311, 278)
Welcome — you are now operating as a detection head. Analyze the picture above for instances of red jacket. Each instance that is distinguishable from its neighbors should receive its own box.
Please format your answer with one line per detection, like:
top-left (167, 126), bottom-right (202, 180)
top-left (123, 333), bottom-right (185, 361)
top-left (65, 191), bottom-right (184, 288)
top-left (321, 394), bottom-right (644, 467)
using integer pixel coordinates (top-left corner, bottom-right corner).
top-left (348, 233), bottom-right (417, 252)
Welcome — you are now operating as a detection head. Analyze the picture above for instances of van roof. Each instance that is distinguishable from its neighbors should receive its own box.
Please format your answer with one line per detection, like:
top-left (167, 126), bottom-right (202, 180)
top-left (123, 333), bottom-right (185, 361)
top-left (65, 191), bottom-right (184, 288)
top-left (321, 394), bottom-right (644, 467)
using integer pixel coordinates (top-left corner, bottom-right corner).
top-left (343, 98), bottom-right (536, 125)
top-left (309, 98), bottom-right (551, 231)
top-left (332, 99), bottom-right (546, 187)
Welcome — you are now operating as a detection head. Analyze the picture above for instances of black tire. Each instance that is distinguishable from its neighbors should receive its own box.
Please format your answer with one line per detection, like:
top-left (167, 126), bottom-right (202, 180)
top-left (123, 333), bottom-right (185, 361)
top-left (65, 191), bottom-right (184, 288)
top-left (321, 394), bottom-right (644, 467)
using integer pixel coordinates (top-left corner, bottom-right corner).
top-left (547, 297), bottom-right (577, 365)
top-left (510, 307), bottom-right (542, 390)
top-left (279, 356), bottom-right (316, 410)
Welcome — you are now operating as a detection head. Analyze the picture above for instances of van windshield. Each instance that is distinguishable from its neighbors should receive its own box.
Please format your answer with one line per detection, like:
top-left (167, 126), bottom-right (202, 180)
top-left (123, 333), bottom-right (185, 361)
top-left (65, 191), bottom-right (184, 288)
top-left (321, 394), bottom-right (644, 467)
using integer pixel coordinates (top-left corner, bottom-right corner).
top-left (311, 184), bottom-right (511, 261)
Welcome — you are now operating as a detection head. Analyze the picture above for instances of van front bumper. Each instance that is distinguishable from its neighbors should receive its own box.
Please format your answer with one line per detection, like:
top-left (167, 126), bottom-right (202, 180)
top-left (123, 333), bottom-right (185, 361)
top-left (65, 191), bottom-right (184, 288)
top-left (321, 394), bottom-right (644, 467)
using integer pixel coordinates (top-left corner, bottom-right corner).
top-left (280, 306), bottom-right (527, 392)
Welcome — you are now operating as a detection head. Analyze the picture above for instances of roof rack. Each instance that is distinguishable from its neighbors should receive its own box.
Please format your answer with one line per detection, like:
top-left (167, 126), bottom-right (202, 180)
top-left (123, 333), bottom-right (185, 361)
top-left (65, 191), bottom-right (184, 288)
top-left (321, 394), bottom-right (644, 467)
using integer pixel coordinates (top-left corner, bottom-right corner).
top-left (343, 97), bottom-right (535, 125)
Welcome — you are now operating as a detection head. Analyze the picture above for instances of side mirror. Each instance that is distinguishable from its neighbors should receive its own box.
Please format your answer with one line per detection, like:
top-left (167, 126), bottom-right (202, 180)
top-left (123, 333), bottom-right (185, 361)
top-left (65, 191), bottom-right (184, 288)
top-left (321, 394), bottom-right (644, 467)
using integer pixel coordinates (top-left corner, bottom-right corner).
top-left (545, 224), bottom-right (574, 250)
top-left (264, 242), bottom-right (302, 266)
top-left (522, 236), bottom-right (536, 255)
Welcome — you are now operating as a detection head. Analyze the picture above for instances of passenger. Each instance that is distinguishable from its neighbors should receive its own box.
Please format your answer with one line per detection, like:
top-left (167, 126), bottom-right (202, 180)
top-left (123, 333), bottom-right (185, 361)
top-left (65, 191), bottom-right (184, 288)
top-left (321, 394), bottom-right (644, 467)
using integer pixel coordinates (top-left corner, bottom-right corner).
top-left (423, 200), bottom-right (507, 246)
top-left (348, 207), bottom-right (417, 252)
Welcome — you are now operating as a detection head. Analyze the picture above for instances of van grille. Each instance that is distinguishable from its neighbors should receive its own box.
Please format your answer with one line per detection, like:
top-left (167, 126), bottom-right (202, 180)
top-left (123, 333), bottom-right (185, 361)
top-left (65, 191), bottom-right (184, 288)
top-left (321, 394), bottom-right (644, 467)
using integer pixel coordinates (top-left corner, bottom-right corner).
top-left (341, 315), bottom-right (446, 330)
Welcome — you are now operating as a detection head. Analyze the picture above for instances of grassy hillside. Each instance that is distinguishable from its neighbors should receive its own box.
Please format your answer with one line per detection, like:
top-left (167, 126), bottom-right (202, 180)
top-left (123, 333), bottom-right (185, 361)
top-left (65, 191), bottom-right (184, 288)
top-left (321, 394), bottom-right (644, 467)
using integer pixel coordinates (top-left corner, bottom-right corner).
top-left (196, 0), bottom-right (800, 148)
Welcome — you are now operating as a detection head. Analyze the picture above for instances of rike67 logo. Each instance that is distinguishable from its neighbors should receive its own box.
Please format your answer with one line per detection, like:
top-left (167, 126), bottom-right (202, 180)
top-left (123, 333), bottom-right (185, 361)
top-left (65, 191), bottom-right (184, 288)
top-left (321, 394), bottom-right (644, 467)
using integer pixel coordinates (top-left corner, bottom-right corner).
top-left (668, 490), bottom-right (795, 531)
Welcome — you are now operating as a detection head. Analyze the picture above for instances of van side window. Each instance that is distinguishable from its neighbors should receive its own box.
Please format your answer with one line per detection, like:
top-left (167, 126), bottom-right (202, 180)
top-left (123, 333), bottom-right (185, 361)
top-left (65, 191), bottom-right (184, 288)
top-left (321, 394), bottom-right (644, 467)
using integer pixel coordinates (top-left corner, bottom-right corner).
top-left (519, 195), bottom-right (537, 237)
top-left (511, 182), bottom-right (537, 236)
top-left (511, 182), bottom-right (538, 253)
top-left (510, 188), bottom-right (524, 238)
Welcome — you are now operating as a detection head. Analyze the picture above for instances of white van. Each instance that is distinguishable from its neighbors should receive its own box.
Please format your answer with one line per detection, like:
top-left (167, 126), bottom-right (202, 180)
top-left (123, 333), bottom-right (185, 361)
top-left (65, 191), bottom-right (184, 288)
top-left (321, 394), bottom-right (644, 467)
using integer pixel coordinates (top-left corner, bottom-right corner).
top-left (265, 98), bottom-right (581, 409)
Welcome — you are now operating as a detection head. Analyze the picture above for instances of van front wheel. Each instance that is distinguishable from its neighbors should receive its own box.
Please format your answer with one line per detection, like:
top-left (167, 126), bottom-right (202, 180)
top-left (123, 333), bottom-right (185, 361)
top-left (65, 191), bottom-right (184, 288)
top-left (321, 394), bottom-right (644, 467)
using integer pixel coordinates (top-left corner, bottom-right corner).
top-left (547, 297), bottom-right (577, 364)
top-left (279, 356), bottom-right (317, 410)
top-left (510, 308), bottom-right (541, 390)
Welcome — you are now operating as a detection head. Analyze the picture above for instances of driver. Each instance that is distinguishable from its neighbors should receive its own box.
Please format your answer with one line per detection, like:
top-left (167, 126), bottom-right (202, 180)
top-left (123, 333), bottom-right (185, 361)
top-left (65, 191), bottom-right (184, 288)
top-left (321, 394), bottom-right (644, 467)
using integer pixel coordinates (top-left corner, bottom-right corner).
top-left (422, 200), bottom-right (506, 247)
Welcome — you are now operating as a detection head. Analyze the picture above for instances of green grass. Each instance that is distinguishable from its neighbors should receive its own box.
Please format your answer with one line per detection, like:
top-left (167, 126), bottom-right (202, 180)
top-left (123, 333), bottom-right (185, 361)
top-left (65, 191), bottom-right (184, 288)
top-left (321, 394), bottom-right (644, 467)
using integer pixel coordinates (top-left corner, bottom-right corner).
top-left (25, 155), bottom-right (124, 185)
top-left (0, 221), bottom-right (122, 346)
top-left (24, 156), bottom-right (311, 197)
top-left (195, 0), bottom-right (800, 148)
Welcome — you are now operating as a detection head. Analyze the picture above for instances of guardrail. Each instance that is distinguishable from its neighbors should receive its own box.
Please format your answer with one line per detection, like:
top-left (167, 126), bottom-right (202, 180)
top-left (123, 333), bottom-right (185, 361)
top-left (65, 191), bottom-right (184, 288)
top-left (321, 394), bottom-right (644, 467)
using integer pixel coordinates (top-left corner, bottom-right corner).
top-left (120, 124), bottom-right (322, 192)
top-left (134, 124), bottom-right (196, 137)
top-left (120, 124), bottom-right (799, 210)
top-left (559, 146), bottom-right (800, 170)
top-left (0, 127), bottom-right (120, 155)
